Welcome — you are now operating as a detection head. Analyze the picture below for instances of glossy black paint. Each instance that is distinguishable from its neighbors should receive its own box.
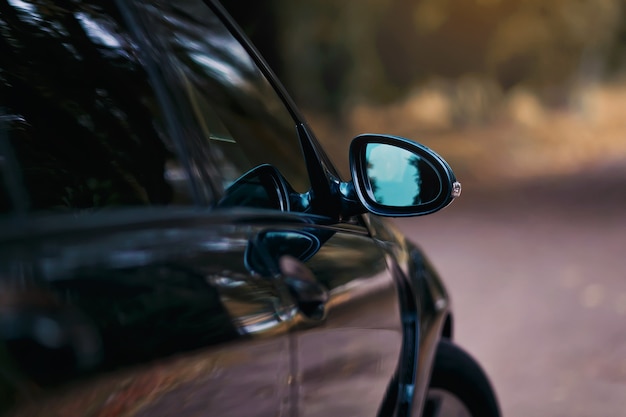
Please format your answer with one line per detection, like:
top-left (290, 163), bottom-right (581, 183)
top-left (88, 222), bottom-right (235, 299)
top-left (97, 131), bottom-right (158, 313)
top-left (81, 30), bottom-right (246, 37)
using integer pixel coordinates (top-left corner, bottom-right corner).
top-left (0, 1), bottom-right (459, 416)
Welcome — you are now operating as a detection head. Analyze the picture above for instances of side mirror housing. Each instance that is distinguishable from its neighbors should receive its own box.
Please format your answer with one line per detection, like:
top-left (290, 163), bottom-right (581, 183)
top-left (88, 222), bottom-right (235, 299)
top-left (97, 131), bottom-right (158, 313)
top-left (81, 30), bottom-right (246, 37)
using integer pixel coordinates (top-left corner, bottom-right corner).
top-left (345, 134), bottom-right (461, 217)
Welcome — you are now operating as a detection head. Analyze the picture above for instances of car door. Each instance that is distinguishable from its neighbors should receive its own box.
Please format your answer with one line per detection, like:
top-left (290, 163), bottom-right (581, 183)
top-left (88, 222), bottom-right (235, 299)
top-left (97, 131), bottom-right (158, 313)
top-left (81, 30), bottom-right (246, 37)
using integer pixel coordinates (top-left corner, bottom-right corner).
top-left (0, 1), bottom-right (292, 415)
top-left (247, 221), bottom-right (408, 417)
top-left (135, 1), bottom-right (411, 416)
top-left (0, 213), bottom-right (296, 417)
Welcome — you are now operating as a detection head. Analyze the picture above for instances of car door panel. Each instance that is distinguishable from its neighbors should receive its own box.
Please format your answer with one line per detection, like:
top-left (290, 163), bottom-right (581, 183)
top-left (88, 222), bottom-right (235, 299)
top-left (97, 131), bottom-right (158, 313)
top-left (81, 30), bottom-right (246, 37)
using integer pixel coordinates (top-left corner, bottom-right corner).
top-left (0, 210), bottom-right (294, 417)
top-left (248, 222), bottom-right (405, 417)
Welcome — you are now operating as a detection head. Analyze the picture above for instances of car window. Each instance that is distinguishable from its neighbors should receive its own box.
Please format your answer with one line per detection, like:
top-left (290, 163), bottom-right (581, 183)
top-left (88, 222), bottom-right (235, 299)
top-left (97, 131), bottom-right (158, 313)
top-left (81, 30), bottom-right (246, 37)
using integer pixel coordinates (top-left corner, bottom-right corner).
top-left (129, 0), bottom-right (311, 200)
top-left (1, 0), bottom-right (312, 214)
top-left (0, 0), bottom-right (195, 211)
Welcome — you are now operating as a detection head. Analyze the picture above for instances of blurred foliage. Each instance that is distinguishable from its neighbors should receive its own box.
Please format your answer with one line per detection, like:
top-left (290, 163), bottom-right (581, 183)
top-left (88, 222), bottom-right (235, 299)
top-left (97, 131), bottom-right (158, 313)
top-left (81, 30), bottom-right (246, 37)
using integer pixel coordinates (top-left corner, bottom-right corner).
top-left (225, 0), bottom-right (625, 113)
top-left (224, 0), bottom-right (626, 184)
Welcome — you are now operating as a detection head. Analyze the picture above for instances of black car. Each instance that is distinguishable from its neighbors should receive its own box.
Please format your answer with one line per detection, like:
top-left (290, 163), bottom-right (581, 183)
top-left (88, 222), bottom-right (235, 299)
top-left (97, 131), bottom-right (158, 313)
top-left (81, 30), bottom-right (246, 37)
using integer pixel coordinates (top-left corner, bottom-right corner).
top-left (0, 1), bottom-right (499, 416)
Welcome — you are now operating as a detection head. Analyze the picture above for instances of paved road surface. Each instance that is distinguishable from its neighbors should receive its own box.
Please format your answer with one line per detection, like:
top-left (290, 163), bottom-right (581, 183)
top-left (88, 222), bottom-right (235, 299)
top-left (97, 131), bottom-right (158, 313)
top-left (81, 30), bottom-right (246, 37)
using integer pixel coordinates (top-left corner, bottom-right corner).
top-left (394, 163), bottom-right (626, 417)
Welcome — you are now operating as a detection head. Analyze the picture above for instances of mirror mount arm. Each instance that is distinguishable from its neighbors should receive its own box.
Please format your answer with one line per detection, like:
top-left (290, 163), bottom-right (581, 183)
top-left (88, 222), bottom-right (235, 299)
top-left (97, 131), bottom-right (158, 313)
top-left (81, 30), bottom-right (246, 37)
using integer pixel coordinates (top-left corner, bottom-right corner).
top-left (296, 123), bottom-right (343, 218)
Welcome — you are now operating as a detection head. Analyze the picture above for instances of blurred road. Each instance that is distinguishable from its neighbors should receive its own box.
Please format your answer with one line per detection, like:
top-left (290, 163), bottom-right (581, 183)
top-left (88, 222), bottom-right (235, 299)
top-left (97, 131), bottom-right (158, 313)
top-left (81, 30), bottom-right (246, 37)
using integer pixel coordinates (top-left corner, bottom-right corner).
top-left (394, 162), bottom-right (626, 417)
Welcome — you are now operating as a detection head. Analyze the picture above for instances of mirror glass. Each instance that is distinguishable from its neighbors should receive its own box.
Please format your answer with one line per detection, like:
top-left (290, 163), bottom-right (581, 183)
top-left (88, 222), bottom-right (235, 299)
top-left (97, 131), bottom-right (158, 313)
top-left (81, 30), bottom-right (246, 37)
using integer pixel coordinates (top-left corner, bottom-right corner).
top-left (365, 143), bottom-right (441, 207)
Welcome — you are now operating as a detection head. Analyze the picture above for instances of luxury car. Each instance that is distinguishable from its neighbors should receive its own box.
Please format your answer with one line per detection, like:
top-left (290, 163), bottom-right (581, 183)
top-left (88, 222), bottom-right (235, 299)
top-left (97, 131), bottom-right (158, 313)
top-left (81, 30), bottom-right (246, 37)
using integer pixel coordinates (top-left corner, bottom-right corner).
top-left (0, 1), bottom-right (499, 416)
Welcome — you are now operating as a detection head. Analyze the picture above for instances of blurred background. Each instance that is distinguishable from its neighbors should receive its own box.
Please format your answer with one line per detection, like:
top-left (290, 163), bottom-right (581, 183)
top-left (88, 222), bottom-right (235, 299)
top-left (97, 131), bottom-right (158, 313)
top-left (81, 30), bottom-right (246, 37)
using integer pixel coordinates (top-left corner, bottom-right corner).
top-left (223, 0), bottom-right (626, 415)
top-left (225, 0), bottom-right (626, 184)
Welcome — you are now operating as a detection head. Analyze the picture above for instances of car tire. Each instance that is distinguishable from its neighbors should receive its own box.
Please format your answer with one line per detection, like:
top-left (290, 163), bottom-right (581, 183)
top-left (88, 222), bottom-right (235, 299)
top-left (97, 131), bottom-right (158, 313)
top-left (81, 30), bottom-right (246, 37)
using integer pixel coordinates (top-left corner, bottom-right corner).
top-left (422, 339), bottom-right (500, 417)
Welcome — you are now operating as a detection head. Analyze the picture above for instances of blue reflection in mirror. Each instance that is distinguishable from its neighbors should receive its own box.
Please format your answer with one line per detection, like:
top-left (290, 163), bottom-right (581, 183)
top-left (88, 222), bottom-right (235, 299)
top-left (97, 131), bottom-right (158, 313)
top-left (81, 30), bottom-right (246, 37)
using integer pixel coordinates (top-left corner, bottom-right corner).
top-left (365, 143), bottom-right (439, 207)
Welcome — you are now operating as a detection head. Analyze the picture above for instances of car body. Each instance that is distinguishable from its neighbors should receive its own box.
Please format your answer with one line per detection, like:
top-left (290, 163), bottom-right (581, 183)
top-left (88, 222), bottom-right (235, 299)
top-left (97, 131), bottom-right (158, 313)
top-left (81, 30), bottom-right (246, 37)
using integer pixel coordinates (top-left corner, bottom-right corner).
top-left (0, 1), bottom-right (498, 416)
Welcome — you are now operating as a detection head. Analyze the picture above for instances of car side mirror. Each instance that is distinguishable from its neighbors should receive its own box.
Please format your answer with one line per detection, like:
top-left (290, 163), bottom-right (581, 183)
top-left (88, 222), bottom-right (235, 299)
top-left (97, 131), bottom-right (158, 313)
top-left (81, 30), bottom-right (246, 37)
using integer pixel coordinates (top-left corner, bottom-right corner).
top-left (346, 134), bottom-right (461, 217)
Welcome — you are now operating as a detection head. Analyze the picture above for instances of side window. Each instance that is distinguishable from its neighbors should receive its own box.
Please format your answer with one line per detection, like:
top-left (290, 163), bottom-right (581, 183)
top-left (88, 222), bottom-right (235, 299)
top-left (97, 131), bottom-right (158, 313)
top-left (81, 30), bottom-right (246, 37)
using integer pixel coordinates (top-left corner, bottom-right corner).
top-left (130, 0), bottom-right (312, 205)
top-left (0, 0), bottom-right (194, 211)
